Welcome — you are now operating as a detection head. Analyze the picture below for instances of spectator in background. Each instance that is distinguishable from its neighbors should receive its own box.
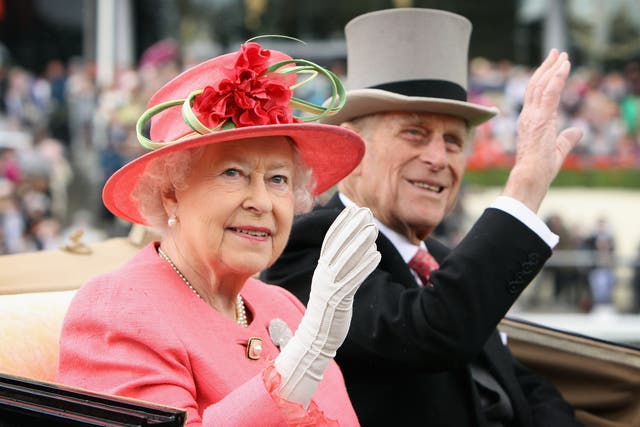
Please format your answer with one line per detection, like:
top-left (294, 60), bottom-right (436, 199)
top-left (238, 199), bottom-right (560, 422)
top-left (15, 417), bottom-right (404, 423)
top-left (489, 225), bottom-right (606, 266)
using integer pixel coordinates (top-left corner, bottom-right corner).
top-left (0, 146), bottom-right (21, 183)
top-left (0, 42), bottom-right (11, 116)
top-left (138, 38), bottom-right (182, 101)
top-left (0, 177), bottom-right (19, 254)
top-left (35, 134), bottom-right (73, 223)
top-left (66, 56), bottom-right (97, 169)
top-left (0, 183), bottom-right (28, 254)
top-left (39, 59), bottom-right (70, 144)
top-left (545, 213), bottom-right (582, 307)
top-left (632, 243), bottom-right (640, 313)
top-left (621, 60), bottom-right (640, 138)
top-left (583, 216), bottom-right (617, 306)
top-left (4, 67), bottom-right (49, 131)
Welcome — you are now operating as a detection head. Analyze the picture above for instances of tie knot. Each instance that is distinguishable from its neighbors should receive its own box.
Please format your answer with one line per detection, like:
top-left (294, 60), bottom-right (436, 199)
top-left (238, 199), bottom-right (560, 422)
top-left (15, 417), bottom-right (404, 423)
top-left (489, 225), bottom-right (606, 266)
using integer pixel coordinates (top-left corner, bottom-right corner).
top-left (408, 248), bottom-right (439, 287)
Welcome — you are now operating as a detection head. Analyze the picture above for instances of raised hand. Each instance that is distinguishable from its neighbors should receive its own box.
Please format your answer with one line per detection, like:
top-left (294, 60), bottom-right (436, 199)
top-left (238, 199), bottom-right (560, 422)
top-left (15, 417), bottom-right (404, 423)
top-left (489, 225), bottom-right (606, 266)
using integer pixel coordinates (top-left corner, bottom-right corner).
top-left (503, 49), bottom-right (583, 212)
top-left (274, 206), bottom-right (380, 407)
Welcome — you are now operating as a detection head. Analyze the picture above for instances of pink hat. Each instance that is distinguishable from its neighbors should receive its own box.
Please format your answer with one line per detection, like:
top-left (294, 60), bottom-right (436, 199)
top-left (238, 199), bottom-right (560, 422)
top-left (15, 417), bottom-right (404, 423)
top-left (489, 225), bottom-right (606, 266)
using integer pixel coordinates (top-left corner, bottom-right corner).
top-left (103, 41), bottom-right (364, 226)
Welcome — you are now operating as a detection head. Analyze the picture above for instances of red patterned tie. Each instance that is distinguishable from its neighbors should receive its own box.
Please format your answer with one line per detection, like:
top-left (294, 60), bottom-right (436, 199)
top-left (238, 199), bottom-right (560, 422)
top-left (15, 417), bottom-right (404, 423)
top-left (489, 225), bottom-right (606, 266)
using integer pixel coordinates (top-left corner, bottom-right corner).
top-left (408, 248), bottom-right (439, 287)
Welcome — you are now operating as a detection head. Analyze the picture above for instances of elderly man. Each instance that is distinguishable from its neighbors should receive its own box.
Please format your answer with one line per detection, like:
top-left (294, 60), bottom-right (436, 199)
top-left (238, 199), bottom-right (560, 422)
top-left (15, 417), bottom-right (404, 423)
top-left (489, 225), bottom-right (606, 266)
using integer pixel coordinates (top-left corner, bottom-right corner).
top-left (262, 8), bottom-right (583, 427)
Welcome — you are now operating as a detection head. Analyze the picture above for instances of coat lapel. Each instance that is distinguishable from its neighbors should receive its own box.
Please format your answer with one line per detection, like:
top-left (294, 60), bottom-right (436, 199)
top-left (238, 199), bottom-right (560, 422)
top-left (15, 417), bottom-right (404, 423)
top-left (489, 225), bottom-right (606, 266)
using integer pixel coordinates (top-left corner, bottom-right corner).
top-left (481, 331), bottom-right (533, 427)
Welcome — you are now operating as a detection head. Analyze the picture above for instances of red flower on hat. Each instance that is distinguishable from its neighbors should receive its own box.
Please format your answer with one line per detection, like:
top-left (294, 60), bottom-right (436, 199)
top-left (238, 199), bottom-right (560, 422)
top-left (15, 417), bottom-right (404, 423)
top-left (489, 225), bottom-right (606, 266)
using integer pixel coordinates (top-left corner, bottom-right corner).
top-left (192, 42), bottom-right (295, 129)
top-left (135, 40), bottom-right (346, 151)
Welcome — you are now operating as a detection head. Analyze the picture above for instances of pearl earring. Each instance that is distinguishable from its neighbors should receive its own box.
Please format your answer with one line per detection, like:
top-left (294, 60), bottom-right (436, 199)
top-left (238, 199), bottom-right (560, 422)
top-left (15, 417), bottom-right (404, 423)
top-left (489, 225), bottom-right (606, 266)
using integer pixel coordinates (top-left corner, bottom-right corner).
top-left (167, 215), bottom-right (177, 227)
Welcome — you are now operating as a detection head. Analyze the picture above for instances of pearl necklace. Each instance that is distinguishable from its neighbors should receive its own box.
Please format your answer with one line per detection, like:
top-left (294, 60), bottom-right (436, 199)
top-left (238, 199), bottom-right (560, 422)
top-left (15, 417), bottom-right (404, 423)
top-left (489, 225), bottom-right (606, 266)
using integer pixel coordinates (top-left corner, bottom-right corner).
top-left (158, 247), bottom-right (248, 328)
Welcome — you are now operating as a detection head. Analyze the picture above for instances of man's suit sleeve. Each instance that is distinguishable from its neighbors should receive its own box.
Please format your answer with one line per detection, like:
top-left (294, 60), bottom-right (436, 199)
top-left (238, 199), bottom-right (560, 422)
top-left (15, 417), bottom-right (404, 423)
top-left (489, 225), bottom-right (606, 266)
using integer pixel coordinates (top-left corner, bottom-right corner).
top-left (262, 206), bottom-right (553, 372)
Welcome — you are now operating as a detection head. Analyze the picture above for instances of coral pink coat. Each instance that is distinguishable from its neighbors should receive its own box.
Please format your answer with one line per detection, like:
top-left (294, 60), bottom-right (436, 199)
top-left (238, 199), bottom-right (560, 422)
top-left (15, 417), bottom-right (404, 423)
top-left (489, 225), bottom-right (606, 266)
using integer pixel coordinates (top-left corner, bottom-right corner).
top-left (57, 243), bottom-right (359, 426)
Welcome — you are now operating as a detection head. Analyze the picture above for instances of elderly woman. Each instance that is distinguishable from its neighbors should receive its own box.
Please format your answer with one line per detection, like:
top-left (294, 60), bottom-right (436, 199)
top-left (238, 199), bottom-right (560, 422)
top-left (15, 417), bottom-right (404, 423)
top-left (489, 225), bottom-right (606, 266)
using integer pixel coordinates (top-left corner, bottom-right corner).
top-left (56, 42), bottom-right (380, 426)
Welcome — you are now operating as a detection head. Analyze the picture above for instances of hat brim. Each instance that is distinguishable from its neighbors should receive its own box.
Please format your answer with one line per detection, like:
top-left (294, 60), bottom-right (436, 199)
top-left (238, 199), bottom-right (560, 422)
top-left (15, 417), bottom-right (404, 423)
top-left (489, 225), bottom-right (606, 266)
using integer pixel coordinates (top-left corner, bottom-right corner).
top-left (320, 89), bottom-right (499, 127)
top-left (102, 123), bottom-right (364, 226)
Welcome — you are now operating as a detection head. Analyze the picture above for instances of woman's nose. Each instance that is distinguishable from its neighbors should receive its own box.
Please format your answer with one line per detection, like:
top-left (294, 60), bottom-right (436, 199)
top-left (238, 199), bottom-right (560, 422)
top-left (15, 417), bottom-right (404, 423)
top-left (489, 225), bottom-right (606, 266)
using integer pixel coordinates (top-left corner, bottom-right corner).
top-left (242, 177), bottom-right (273, 213)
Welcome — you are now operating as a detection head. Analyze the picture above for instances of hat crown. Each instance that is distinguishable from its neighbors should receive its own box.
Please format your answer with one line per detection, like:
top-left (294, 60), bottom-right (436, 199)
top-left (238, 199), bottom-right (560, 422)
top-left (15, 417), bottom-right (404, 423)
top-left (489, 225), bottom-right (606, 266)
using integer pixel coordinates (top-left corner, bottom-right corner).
top-left (345, 8), bottom-right (471, 92)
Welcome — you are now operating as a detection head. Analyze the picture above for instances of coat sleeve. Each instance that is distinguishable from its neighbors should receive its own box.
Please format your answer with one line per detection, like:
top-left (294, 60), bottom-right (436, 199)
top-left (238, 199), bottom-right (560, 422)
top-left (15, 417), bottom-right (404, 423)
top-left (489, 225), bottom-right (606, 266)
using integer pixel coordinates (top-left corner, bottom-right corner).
top-left (262, 206), bottom-right (552, 372)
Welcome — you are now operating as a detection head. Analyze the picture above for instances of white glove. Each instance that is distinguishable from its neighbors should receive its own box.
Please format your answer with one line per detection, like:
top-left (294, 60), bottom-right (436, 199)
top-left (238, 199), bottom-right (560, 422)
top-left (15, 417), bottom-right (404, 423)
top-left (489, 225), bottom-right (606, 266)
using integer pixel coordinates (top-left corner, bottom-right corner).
top-left (274, 206), bottom-right (381, 408)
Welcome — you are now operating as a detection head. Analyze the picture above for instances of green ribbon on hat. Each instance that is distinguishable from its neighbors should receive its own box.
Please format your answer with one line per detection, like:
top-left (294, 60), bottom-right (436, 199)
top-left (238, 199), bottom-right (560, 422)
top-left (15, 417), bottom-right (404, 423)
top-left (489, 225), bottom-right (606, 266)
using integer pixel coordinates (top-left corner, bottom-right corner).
top-left (136, 47), bottom-right (346, 151)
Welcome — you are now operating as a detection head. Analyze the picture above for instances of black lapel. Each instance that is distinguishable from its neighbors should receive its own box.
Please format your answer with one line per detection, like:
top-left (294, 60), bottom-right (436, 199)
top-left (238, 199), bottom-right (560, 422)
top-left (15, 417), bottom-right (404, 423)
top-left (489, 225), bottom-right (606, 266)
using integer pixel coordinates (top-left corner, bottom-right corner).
top-left (481, 331), bottom-right (533, 427)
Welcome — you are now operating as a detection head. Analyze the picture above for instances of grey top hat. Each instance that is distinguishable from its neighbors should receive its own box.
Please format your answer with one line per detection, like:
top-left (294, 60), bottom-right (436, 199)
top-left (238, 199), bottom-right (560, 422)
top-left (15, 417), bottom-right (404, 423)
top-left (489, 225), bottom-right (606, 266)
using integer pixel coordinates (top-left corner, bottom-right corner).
top-left (322, 8), bottom-right (499, 126)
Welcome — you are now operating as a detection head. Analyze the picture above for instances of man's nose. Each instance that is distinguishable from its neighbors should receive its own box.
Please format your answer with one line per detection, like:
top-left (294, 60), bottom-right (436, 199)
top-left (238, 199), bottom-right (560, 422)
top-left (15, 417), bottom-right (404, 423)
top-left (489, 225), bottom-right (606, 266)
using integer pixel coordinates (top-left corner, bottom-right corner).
top-left (419, 137), bottom-right (447, 170)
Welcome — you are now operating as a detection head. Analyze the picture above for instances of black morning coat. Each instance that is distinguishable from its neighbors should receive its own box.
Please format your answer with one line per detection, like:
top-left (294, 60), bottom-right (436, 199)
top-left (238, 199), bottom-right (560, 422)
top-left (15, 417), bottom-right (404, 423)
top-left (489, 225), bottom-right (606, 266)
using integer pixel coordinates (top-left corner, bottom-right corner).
top-left (261, 194), bottom-right (582, 427)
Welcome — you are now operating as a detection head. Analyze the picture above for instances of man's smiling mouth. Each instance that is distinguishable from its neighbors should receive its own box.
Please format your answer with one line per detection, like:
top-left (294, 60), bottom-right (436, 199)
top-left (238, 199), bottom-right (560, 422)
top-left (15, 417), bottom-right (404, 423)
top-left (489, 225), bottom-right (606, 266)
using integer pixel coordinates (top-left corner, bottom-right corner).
top-left (410, 180), bottom-right (444, 193)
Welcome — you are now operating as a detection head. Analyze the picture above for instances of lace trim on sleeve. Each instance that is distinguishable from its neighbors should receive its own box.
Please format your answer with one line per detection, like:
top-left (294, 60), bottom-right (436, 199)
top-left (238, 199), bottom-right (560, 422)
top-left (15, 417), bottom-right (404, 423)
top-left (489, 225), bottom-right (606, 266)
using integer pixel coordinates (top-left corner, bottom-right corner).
top-left (263, 363), bottom-right (339, 427)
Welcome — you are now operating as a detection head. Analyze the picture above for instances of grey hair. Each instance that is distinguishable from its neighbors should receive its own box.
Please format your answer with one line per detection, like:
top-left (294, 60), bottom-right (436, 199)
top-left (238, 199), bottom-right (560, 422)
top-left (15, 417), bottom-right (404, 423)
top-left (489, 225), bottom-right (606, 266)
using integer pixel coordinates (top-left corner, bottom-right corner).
top-left (132, 140), bottom-right (315, 231)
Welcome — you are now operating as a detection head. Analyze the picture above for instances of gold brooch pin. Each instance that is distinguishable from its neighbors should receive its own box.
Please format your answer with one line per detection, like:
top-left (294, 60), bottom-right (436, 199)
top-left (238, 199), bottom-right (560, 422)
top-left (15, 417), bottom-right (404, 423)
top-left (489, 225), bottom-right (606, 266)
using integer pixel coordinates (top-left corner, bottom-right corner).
top-left (246, 337), bottom-right (263, 360)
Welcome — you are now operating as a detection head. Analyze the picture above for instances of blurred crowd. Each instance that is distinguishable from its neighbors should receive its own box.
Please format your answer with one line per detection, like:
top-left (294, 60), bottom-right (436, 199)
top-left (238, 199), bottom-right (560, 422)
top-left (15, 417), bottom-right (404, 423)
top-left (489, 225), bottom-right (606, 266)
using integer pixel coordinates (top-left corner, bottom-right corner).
top-left (0, 41), bottom-right (639, 312)
top-left (467, 57), bottom-right (640, 170)
top-left (542, 214), bottom-right (626, 312)
top-left (0, 39), bottom-right (181, 253)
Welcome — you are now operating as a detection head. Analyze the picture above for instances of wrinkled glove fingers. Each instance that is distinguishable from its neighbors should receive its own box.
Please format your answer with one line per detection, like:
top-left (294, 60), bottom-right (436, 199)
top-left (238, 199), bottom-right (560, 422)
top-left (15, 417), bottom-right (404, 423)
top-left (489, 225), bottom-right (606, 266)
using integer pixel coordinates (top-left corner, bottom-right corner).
top-left (321, 207), bottom-right (375, 264)
top-left (321, 206), bottom-right (359, 253)
top-left (321, 206), bottom-right (369, 257)
top-left (335, 247), bottom-right (381, 299)
top-left (334, 223), bottom-right (379, 283)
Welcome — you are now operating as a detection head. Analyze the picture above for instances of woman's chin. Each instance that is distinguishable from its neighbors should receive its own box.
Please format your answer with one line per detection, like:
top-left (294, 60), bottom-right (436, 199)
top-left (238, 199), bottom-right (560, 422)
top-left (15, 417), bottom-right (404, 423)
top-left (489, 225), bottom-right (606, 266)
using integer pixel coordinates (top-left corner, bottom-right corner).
top-left (226, 259), bottom-right (271, 279)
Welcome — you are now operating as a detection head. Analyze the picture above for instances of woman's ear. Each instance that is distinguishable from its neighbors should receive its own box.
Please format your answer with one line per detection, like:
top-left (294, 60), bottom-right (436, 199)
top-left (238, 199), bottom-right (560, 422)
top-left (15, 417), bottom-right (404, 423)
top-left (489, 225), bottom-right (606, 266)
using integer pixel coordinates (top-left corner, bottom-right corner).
top-left (160, 186), bottom-right (178, 219)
